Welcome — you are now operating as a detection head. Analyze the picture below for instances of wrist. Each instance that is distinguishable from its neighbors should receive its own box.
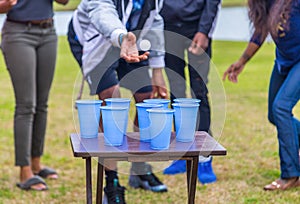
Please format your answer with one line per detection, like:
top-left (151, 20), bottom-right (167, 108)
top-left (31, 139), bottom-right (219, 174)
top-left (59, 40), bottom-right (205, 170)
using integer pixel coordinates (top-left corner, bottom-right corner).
top-left (241, 53), bottom-right (251, 64)
top-left (152, 68), bottom-right (163, 76)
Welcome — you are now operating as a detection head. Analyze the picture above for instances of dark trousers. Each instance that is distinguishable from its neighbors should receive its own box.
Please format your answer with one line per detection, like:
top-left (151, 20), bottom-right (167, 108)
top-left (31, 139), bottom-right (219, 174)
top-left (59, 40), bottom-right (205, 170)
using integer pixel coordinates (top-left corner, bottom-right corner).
top-left (164, 24), bottom-right (211, 132)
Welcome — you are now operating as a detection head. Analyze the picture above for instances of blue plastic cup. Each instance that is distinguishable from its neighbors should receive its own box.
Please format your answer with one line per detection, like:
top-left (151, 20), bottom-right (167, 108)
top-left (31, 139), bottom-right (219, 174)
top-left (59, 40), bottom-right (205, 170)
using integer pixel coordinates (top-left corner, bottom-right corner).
top-left (76, 100), bottom-right (103, 138)
top-left (100, 106), bottom-right (128, 146)
top-left (143, 99), bottom-right (170, 108)
top-left (173, 98), bottom-right (201, 104)
top-left (104, 98), bottom-right (131, 108)
top-left (104, 98), bottom-right (131, 134)
top-left (147, 108), bottom-right (174, 150)
top-left (136, 103), bottom-right (163, 142)
top-left (172, 103), bottom-right (200, 142)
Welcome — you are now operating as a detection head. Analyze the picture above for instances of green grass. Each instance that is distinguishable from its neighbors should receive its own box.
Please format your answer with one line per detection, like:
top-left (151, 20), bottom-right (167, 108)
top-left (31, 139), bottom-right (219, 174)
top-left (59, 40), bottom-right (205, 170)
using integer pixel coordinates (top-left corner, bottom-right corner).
top-left (54, 0), bottom-right (247, 11)
top-left (222, 0), bottom-right (246, 7)
top-left (0, 38), bottom-right (299, 203)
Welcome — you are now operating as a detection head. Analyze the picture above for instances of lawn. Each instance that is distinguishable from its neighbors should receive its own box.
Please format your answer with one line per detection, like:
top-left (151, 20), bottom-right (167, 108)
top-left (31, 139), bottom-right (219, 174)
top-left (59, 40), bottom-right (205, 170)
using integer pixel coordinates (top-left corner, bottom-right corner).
top-left (0, 37), bottom-right (299, 203)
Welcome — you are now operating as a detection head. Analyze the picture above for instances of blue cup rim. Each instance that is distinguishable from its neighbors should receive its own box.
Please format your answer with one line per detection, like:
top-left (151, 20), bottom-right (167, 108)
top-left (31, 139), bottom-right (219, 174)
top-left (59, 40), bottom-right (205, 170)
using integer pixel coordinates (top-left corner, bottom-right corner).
top-left (172, 103), bottom-right (200, 107)
top-left (173, 98), bottom-right (201, 103)
top-left (146, 108), bottom-right (174, 113)
top-left (143, 99), bottom-right (170, 104)
top-left (100, 106), bottom-right (128, 110)
top-left (75, 99), bottom-right (103, 104)
top-left (104, 98), bottom-right (131, 103)
top-left (136, 103), bottom-right (163, 108)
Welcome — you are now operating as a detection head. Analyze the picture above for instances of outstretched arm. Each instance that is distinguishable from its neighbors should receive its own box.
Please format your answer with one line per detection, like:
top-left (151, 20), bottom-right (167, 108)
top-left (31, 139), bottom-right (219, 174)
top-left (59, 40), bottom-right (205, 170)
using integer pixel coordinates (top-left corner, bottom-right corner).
top-left (223, 29), bottom-right (268, 83)
top-left (222, 42), bottom-right (261, 83)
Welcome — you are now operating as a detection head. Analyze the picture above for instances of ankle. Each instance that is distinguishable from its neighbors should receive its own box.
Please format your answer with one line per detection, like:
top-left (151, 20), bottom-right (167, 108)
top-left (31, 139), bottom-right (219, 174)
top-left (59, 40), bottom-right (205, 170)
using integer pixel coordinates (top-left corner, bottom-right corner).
top-left (31, 157), bottom-right (42, 172)
top-left (105, 170), bottom-right (119, 187)
top-left (285, 177), bottom-right (298, 182)
top-left (20, 166), bottom-right (34, 182)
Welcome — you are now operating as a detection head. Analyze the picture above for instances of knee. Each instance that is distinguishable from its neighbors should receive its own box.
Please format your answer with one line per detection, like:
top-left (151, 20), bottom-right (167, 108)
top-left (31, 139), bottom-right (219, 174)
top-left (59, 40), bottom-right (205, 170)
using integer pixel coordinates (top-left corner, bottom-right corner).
top-left (15, 103), bottom-right (36, 115)
top-left (36, 103), bottom-right (48, 113)
top-left (271, 99), bottom-right (291, 124)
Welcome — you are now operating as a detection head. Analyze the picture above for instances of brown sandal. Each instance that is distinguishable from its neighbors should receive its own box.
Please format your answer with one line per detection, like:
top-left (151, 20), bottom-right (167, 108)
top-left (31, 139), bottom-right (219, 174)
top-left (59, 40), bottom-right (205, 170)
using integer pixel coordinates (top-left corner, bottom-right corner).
top-left (263, 177), bottom-right (300, 191)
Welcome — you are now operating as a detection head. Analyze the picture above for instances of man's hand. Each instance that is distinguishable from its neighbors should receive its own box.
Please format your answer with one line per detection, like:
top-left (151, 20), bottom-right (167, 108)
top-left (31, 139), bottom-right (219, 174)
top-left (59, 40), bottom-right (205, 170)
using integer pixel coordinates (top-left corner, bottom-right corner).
top-left (151, 68), bottom-right (167, 99)
top-left (0, 0), bottom-right (17, 13)
top-left (188, 32), bottom-right (209, 55)
top-left (120, 32), bottom-right (149, 63)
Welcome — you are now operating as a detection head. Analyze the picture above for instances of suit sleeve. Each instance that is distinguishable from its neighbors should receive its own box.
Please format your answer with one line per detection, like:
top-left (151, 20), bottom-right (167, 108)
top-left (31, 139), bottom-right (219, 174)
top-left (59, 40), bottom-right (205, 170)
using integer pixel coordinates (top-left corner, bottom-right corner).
top-left (87, 0), bottom-right (127, 47)
top-left (198, 0), bottom-right (221, 36)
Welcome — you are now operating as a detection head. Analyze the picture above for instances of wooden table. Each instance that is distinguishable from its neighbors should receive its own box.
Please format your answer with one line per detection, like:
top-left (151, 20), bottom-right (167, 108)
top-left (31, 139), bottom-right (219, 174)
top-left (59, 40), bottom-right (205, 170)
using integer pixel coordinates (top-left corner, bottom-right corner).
top-left (70, 131), bottom-right (226, 204)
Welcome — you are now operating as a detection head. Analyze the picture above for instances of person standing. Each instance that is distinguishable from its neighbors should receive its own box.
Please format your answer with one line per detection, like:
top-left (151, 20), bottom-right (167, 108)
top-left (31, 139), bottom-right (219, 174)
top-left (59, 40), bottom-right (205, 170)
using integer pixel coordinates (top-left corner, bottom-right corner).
top-left (160, 0), bottom-right (221, 184)
top-left (68, 0), bottom-right (167, 203)
top-left (1, 0), bottom-right (69, 191)
top-left (223, 0), bottom-right (300, 190)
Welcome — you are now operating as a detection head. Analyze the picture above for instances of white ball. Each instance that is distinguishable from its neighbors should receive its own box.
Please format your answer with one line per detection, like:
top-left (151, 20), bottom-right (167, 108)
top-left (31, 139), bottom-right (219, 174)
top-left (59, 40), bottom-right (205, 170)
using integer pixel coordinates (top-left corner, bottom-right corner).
top-left (139, 39), bottom-right (151, 51)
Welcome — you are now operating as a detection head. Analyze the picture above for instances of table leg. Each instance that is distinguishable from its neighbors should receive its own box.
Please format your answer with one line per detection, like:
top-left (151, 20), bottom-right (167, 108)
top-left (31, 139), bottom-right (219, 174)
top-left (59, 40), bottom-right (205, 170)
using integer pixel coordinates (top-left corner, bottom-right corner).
top-left (85, 157), bottom-right (92, 204)
top-left (186, 159), bottom-right (191, 194)
top-left (96, 157), bottom-right (104, 204)
top-left (186, 156), bottom-right (199, 204)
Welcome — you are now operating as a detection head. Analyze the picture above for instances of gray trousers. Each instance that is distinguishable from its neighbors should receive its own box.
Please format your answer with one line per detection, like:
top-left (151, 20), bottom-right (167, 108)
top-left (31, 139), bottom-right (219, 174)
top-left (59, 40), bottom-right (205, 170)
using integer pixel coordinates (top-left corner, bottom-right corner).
top-left (1, 20), bottom-right (57, 166)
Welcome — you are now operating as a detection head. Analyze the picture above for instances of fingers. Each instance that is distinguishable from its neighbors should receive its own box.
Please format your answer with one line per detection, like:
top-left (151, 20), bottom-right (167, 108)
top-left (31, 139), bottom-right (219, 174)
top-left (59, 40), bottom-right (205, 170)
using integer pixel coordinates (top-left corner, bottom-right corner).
top-left (188, 44), bottom-right (204, 55)
top-left (150, 86), bottom-right (157, 99)
top-left (121, 52), bottom-right (149, 63)
top-left (137, 52), bottom-right (149, 61)
top-left (11, 0), bottom-right (17, 5)
top-left (122, 54), bottom-right (148, 63)
top-left (228, 72), bottom-right (238, 83)
top-left (222, 70), bottom-right (229, 81)
top-left (223, 65), bottom-right (239, 83)
top-left (222, 64), bottom-right (234, 81)
top-left (158, 86), bottom-right (167, 98)
top-left (122, 55), bottom-right (141, 63)
top-left (151, 86), bottom-right (167, 99)
top-left (188, 42), bottom-right (197, 54)
top-left (140, 51), bottom-right (150, 59)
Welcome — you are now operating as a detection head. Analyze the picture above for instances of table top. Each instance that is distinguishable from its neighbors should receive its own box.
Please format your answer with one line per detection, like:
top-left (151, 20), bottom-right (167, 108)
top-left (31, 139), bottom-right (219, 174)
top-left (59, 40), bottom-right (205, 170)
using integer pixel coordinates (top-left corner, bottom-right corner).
top-left (70, 131), bottom-right (226, 160)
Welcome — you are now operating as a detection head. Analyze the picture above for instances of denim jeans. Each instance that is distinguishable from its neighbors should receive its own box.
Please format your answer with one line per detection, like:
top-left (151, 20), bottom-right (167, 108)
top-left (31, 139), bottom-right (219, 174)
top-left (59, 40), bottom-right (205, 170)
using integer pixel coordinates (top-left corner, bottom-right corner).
top-left (268, 61), bottom-right (300, 179)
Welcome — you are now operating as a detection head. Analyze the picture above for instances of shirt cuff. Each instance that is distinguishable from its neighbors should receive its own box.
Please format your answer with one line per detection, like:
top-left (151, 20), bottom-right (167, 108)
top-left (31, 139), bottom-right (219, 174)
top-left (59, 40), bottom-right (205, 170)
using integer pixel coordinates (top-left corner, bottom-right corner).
top-left (111, 29), bottom-right (127, 48)
top-left (250, 36), bottom-right (263, 46)
top-left (149, 56), bottom-right (165, 68)
top-left (198, 28), bottom-right (209, 36)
